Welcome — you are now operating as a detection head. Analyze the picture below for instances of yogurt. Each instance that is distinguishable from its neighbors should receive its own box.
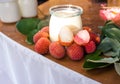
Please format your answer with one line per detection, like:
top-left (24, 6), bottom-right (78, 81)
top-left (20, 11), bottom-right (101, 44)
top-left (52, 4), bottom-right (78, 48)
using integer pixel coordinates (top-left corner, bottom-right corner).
top-left (49, 5), bottom-right (83, 42)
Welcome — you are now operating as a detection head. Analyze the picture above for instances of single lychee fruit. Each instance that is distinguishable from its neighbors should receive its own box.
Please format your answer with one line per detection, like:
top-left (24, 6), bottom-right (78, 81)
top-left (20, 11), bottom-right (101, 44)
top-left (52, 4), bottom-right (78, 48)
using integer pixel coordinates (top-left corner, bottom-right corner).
top-left (84, 40), bottom-right (96, 54)
top-left (34, 37), bottom-right (51, 54)
top-left (74, 30), bottom-right (90, 45)
top-left (33, 31), bottom-right (49, 43)
top-left (49, 41), bottom-right (66, 59)
top-left (66, 43), bottom-right (84, 61)
top-left (33, 26), bottom-right (49, 43)
top-left (59, 26), bottom-right (74, 46)
top-left (89, 32), bottom-right (100, 44)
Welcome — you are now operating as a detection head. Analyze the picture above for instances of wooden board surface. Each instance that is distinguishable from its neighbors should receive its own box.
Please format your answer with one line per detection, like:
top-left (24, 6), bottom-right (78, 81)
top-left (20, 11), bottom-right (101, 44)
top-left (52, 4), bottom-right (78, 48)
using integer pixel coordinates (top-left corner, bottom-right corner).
top-left (0, 0), bottom-right (120, 84)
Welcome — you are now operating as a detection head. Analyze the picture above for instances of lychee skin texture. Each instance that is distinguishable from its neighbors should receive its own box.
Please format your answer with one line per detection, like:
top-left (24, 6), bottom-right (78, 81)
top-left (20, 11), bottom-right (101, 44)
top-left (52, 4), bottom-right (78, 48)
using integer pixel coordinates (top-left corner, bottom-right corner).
top-left (49, 42), bottom-right (65, 59)
top-left (33, 26), bottom-right (49, 43)
top-left (67, 43), bottom-right (84, 61)
top-left (84, 41), bottom-right (96, 54)
top-left (34, 37), bottom-right (51, 55)
top-left (40, 26), bottom-right (49, 33)
top-left (33, 31), bottom-right (49, 43)
top-left (89, 32), bottom-right (100, 44)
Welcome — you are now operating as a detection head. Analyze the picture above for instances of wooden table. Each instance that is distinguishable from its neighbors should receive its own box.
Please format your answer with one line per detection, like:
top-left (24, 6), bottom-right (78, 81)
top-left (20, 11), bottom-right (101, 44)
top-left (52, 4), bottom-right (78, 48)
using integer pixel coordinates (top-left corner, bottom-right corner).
top-left (0, 0), bottom-right (120, 84)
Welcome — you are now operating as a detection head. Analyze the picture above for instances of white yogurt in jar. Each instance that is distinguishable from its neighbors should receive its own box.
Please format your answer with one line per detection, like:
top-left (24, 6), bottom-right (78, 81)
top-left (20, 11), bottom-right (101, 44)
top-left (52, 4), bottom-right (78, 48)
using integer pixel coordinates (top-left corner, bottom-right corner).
top-left (49, 5), bottom-right (83, 42)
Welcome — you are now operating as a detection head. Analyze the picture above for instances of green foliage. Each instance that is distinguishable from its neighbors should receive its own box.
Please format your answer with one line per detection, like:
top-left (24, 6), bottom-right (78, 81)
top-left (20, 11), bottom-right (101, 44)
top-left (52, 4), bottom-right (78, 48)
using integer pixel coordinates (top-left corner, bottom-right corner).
top-left (83, 50), bottom-right (111, 70)
top-left (83, 21), bottom-right (120, 70)
top-left (16, 17), bottom-right (50, 44)
top-left (26, 29), bottom-right (38, 44)
top-left (16, 18), bottom-right (40, 35)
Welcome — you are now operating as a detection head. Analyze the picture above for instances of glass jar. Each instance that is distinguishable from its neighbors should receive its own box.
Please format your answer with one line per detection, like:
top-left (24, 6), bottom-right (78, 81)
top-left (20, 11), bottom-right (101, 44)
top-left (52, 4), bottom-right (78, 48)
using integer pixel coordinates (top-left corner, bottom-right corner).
top-left (0, 0), bottom-right (21, 23)
top-left (18, 0), bottom-right (38, 18)
top-left (49, 5), bottom-right (83, 42)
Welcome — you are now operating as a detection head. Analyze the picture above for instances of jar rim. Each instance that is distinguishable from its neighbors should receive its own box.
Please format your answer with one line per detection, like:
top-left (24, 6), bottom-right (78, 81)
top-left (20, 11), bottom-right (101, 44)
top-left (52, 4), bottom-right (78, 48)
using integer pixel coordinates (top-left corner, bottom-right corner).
top-left (49, 4), bottom-right (83, 17)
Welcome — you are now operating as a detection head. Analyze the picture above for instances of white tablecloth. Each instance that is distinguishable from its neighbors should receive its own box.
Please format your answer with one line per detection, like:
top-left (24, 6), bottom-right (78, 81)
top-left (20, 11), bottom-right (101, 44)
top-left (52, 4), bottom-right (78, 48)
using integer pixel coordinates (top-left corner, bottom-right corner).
top-left (0, 32), bottom-right (101, 84)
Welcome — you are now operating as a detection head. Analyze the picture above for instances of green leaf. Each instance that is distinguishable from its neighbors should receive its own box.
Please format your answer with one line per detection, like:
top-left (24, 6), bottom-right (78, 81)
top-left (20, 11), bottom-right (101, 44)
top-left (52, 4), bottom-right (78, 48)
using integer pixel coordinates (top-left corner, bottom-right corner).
top-left (83, 61), bottom-right (110, 70)
top-left (88, 57), bottom-right (119, 64)
top-left (85, 50), bottom-right (102, 60)
top-left (100, 21), bottom-right (119, 40)
top-left (85, 50), bottom-right (106, 62)
top-left (25, 29), bottom-right (38, 44)
top-left (98, 37), bottom-right (120, 54)
top-left (105, 28), bottom-right (120, 42)
top-left (16, 18), bottom-right (40, 35)
top-left (83, 50), bottom-right (111, 70)
top-left (104, 51), bottom-right (118, 57)
top-left (109, 37), bottom-right (120, 51)
top-left (97, 37), bottom-right (112, 53)
top-left (83, 50), bottom-right (109, 70)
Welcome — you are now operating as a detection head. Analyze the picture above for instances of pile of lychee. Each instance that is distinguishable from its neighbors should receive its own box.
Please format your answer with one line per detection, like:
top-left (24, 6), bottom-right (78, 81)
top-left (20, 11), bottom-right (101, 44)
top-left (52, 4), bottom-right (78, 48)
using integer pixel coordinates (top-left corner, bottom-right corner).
top-left (33, 26), bottom-right (100, 61)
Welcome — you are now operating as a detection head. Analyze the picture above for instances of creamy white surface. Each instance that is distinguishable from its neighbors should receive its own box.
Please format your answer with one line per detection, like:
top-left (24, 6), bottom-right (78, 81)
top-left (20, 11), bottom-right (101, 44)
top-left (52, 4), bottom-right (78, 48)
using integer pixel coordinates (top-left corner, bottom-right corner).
top-left (0, 1), bottom-right (21, 23)
top-left (18, 0), bottom-right (37, 18)
top-left (49, 10), bottom-right (82, 42)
